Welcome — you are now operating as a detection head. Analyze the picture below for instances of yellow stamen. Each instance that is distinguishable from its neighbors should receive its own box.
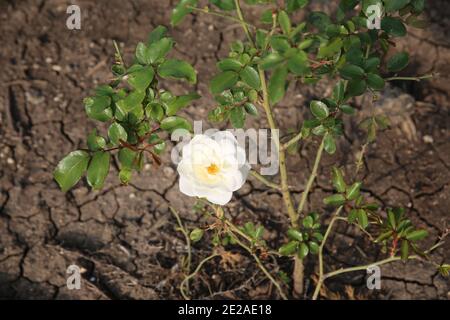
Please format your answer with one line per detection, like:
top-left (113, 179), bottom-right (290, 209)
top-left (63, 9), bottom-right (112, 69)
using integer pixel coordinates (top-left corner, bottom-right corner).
top-left (207, 163), bottom-right (219, 175)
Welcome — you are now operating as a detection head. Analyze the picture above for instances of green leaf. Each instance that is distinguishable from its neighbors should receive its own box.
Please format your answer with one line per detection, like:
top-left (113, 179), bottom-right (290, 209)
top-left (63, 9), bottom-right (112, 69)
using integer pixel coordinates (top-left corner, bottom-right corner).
top-left (160, 116), bottom-right (192, 133)
top-left (401, 240), bottom-right (409, 262)
top-left (190, 228), bottom-right (204, 242)
top-left (87, 129), bottom-right (106, 151)
top-left (308, 11), bottom-right (331, 32)
top-left (340, 64), bottom-right (365, 80)
top-left (270, 35), bottom-right (291, 53)
top-left (332, 80), bottom-right (345, 103)
top-left (381, 17), bottom-right (407, 37)
top-left (84, 95), bottom-right (111, 114)
top-left (302, 216), bottom-right (314, 229)
top-left (119, 167), bottom-right (132, 184)
top-left (158, 59), bottom-right (197, 83)
top-left (323, 194), bottom-right (346, 206)
top-left (385, 0), bottom-right (410, 12)
top-left (259, 53), bottom-right (285, 70)
top-left (147, 26), bottom-right (168, 44)
top-left (308, 241), bottom-right (320, 254)
top-left (332, 167), bottom-right (346, 193)
top-left (278, 10), bottom-right (291, 35)
top-left (54, 151), bottom-right (90, 192)
top-left (135, 42), bottom-right (151, 65)
top-left (346, 182), bottom-right (361, 200)
top-left (287, 51), bottom-right (310, 76)
top-left (108, 123), bottom-right (128, 146)
top-left (367, 73), bottom-right (385, 90)
top-left (119, 148), bottom-right (141, 170)
top-left (406, 230), bottom-right (428, 241)
top-left (147, 103), bottom-right (165, 121)
top-left (147, 37), bottom-right (174, 64)
top-left (286, 0), bottom-right (309, 13)
top-left (217, 58), bottom-right (242, 72)
top-left (324, 134), bottom-right (336, 154)
top-left (210, 0), bottom-right (235, 10)
top-left (240, 66), bottom-right (261, 89)
top-left (128, 66), bottom-right (155, 91)
top-left (340, 104), bottom-right (355, 115)
top-left (374, 230), bottom-right (393, 243)
top-left (287, 229), bottom-right (304, 242)
top-left (318, 37), bottom-right (343, 58)
top-left (387, 52), bottom-right (409, 72)
top-left (230, 107), bottom-right (246, 128)
top-left (87, 151), bottom-right (110, 190)
top-left (356, 209), bottom-right (369, 229)
top-left (268, 65), bottom-right (288, 104)
top-left (346, 79), bottom-right (367, 97)
top-left (244, 102), bottom-right (258, 116)
top-left (298, 242), bottom-right (309, 259)
top-left (171, 0), bottom-right (198, 26)
top-left (166, 93), bottom-right (200, 116)
top-left (310, 100), bottom-right (329, 120)
top-left (312, 232), bottom-right (324, 242)
top-left (279, 241), bottom-right (298, 256)
top-left (210, 71), bottom-right (239, 94)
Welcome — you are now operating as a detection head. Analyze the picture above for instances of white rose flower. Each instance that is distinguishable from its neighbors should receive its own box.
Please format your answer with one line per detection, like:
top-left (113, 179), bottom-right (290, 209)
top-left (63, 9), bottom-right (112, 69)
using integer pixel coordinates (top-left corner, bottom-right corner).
top-left (177, 131), bottom-right (249, 205)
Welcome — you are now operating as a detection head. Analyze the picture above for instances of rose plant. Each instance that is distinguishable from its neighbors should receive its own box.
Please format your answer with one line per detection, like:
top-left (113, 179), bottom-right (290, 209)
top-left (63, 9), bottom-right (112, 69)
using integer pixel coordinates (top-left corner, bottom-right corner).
top-left (54, 0), bottom-right (448, 299)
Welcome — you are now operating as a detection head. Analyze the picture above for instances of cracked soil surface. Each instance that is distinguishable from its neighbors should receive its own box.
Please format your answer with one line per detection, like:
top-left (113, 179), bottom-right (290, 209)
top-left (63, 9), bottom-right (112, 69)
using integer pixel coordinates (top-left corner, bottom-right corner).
top-left (0, 0), bottom-right (449, 299)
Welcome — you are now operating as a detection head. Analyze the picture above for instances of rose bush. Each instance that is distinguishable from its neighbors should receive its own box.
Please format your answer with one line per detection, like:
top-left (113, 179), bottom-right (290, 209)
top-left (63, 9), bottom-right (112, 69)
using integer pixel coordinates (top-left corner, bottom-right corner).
top-left (54, 0), bottom-right (448, 300)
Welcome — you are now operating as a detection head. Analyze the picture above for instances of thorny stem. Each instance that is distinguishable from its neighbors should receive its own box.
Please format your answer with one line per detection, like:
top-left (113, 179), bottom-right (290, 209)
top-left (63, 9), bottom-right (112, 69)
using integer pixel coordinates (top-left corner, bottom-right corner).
top-left (180, 253), bottom-right (219, 300)
top-left (297, 136), bottom-right (325, 216)
top-left (170, 207), bottom-right (192, 293)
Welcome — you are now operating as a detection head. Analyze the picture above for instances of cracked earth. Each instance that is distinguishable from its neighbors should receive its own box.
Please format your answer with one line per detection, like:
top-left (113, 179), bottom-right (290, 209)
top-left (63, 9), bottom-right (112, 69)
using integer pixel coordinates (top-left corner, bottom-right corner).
top-left (0, 0), bottom-right (449, 299)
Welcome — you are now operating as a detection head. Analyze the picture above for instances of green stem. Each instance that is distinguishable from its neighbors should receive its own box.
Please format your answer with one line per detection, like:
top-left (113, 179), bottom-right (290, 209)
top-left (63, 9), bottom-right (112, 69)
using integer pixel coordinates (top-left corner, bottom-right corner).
top-left (385, 74), bottom-right (433, 82)
top-left (283, 131), bottom-right (303, 151)
top-left (312, 206), bottom-right (343, 300)
top-left (234, 0), bottom-right (255, 46)
top-left (297, 136), bottom-right (325, 216)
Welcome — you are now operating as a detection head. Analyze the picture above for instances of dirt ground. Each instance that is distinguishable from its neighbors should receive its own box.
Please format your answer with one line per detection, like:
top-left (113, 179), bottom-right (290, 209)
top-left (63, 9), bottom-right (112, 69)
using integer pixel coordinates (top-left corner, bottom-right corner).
top-left (0, 0), bottom-right (448, 300)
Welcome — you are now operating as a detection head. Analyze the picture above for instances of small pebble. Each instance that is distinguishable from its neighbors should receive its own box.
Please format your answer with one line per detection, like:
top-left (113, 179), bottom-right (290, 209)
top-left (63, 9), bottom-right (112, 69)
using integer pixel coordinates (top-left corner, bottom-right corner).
top-left (423, 135), bottom-right (433, 144)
